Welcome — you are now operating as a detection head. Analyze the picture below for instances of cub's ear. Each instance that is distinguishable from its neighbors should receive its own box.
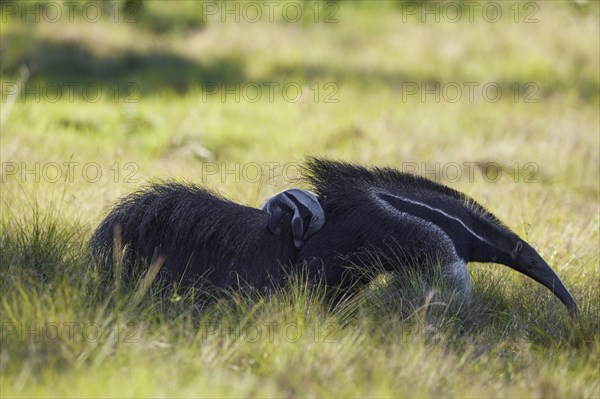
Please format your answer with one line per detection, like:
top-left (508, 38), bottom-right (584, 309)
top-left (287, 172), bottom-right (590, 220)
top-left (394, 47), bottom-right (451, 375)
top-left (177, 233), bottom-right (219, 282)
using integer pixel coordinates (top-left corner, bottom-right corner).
top-left (262, 189), bottom-right (325, 249)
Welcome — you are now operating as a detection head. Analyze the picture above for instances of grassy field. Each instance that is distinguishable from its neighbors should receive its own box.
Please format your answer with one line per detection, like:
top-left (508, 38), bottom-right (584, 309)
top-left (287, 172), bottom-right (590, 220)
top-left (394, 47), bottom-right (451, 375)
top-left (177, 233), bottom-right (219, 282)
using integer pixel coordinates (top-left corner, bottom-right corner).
top-left (1, 0), bottom-right (599, 397)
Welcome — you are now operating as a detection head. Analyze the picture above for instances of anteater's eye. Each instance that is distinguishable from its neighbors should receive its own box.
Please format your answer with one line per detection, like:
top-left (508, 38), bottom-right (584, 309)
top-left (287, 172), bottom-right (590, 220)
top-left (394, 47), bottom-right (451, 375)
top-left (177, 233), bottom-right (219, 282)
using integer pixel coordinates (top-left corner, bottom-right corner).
top-left (515, 241), bottom-right (523, 253)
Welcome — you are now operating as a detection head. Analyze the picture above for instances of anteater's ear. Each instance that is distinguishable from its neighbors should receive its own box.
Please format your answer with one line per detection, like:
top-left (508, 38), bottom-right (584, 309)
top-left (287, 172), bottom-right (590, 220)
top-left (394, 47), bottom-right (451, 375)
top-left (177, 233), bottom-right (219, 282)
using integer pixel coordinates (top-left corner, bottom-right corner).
top-left (262, 189), bottom-right (325, 249)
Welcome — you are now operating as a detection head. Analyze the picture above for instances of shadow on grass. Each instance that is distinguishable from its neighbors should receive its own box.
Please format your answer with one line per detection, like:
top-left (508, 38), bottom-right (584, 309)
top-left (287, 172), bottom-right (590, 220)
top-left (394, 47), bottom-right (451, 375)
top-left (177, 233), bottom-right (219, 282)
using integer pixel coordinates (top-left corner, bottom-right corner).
top-left (269, 62), bottom-right (600, 103)
top-left (1, 34), bottom-right (247, 97)
top-left (2, 30), bottom-right (598, 102)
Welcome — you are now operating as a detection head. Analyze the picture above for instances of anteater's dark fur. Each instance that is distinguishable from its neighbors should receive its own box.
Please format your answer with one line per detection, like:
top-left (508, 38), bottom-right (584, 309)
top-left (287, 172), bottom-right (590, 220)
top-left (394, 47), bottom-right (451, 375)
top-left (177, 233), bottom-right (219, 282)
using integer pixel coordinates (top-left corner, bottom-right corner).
top-left (90, 183), bottom-right (298, 290)
top-left (90, 159), bottom-right (512, 290)
top-left (91, 158), bottom-right (578, 314)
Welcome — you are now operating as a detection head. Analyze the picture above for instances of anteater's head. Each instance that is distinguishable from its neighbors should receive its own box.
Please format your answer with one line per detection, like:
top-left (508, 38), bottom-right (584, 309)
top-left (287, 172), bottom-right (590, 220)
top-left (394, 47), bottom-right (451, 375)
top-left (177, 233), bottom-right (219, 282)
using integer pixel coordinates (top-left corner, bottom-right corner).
top-left (302, 158), bottom-right (579, 316)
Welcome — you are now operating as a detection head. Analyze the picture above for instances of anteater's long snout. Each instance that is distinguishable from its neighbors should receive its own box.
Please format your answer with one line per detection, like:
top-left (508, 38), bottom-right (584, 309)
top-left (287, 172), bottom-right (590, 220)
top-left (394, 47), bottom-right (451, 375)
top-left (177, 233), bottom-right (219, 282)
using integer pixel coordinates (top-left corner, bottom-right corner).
top-left (514, 242), bottom-right (578, 316)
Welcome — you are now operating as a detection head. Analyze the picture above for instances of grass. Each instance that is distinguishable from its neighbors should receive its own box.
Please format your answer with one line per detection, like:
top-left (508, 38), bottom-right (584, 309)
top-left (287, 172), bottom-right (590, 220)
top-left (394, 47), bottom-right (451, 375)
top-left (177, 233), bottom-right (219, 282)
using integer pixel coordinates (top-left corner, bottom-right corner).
top-left (1, 0), bottom-right (599, 397)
